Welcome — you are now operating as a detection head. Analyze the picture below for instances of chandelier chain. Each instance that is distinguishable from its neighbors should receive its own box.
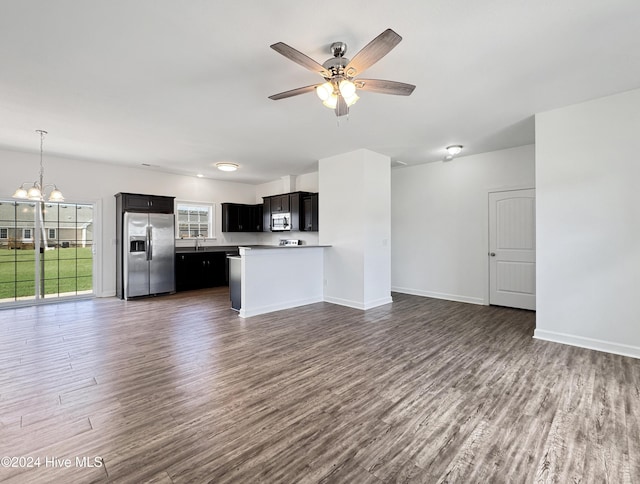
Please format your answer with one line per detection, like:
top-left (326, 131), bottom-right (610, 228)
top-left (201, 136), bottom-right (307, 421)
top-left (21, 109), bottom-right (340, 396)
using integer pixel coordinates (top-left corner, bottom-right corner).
top-left (36, 129), bottom-right (47, 186)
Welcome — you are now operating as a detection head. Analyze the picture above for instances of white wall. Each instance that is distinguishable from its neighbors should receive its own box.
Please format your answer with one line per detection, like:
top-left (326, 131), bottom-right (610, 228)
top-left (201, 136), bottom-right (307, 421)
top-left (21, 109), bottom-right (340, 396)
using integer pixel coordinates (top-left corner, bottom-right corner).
top-left (319, 149), bottom-right (392, 310)
top-left (0, 149), bottom-right (259, 297)
top-left (391, 145), bottom-right (535, 304)
top-left (535, 88), bottom-right (640, 358)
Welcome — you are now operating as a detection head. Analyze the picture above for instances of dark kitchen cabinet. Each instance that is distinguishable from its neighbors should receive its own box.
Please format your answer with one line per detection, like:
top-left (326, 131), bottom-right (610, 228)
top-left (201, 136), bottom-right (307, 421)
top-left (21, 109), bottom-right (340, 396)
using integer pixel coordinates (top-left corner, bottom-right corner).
top-left (221, 203), bottom-right (262, 232)
top-left (270, 194), bottom-right (290, 213)
top-left (289, 193), bottom-right (301, 231)
top-left (175, 251), bottom-right (226, 291)
top-left (262, 192), bottom-right (318, 232)
top-left (290, 192), bottom-right (318, 232)
top-left (262, 197), bottom-right (271, 232)
top-left (303, 193), bottom-right (319, 231)
top-left (117, 193), bottom-right (174, 214)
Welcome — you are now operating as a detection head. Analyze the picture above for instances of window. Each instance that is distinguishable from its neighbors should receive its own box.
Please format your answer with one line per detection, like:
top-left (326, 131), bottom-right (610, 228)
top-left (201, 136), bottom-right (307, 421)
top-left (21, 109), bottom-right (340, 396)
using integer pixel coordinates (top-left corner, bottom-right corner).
top-left (0, 200), bottom-right (95, 305)
top-left (176, 202), bottom-right (214, 239)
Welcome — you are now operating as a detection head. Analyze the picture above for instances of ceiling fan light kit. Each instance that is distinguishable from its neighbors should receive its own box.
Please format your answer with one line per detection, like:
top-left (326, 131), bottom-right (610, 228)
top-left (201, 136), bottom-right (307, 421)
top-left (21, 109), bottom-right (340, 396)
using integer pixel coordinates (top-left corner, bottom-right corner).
top-left (269, 28), bottom-right (415, 117)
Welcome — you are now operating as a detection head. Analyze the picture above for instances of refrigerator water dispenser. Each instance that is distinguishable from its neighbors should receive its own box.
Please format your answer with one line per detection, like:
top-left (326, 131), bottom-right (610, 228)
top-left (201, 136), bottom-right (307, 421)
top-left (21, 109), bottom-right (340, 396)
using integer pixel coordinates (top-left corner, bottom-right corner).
top-left (130, 237), bottom-right (146, 252)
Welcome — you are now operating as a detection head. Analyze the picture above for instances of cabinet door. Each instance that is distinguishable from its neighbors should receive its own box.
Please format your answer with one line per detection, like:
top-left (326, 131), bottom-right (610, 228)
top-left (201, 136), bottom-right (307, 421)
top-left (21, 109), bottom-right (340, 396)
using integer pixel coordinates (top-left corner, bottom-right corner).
top-left (263, 198), bottom-right (271, 232)
top-left (222, 203), bottom-right (240, 232)
top-left (121, 194), bottom-right (174, 213)
top-left (303, 193), bottom-right (319, 231)
top-left (279, 195), bottom-right (290, 213)
top-left (175, 253), bottom-right (202, 291)
top-left (290, 193), bottom-right (301, 231)
top-left (122, 194), bottom-right (152, 212)
top-left (252, 204), bottom-right (263, 232)
top-left (148, 196), bottom-right (174, 214)
top-left (211, 252), bottom-right (227, 286)
top-left (271, 196), bottom-right (281, 212)
top-left (238, 205), bottom-right (250, 232)
top-left (271, 195), bottom-right (290, 213)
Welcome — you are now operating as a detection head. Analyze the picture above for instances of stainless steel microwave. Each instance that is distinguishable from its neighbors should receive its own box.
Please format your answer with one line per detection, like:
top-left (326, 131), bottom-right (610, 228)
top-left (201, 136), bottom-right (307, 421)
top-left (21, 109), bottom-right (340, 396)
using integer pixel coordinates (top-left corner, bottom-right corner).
top-left (271, 213), bottom-right (290, 231)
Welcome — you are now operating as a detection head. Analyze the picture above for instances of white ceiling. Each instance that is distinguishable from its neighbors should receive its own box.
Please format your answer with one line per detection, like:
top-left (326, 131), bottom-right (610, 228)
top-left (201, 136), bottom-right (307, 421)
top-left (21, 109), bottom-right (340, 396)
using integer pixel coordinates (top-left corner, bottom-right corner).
top-left (1, 0), bottom-right (639, 184)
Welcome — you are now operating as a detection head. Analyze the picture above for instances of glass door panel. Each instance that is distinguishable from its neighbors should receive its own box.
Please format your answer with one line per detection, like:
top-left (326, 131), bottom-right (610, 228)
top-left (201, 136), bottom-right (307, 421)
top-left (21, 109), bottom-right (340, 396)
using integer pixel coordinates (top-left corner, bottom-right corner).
top-left (0, 199), bottom-right (94, 304)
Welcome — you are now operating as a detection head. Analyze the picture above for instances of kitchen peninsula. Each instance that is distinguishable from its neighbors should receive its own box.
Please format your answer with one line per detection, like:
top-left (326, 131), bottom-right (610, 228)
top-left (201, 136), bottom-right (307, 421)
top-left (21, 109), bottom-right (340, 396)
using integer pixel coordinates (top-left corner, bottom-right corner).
top-left (229, 245), bottom-right (329, 318)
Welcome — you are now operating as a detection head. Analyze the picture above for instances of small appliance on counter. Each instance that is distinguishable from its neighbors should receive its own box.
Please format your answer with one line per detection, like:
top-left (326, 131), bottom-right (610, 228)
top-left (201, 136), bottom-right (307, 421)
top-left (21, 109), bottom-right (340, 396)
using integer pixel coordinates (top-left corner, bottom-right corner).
top-left (279, 239), bottom-right (301, 246)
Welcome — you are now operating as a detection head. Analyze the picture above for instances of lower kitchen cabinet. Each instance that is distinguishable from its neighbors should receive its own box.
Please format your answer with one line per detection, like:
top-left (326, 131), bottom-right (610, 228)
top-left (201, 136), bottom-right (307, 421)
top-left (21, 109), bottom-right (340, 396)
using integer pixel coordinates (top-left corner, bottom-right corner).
top-left (175, 251), bottom-right (227, 291)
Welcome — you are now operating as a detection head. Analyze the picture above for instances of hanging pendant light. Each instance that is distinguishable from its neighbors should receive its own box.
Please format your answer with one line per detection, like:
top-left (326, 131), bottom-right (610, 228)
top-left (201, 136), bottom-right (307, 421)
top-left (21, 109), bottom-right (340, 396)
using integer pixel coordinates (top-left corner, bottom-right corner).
top-left (12, 130), bottom-right (64, 202)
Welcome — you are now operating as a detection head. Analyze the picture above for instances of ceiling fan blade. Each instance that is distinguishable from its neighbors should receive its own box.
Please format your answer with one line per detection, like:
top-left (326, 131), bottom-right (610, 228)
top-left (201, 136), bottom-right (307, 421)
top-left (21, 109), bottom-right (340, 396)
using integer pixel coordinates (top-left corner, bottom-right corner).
top-left (269, 84), bottom-right (321, 100)
top-left (335, 95), bottom-right (349, 117)
top-left (270, 42), bottom-right (330, 77)
top-left (356, 79), bottom-right (415, 96)
top-left (345, 29), bottom-right (402, 77)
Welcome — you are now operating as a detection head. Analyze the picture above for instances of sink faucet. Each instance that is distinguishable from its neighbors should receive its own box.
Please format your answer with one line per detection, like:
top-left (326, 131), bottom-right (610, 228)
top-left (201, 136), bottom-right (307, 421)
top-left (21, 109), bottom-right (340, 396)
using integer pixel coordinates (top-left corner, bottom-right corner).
top-left (195, 235), bottom-right (206, 251)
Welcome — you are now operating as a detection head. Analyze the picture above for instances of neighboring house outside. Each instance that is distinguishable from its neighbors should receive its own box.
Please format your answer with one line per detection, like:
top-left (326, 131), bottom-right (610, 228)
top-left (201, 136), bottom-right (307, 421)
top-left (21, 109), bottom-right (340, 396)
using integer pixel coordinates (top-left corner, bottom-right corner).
top-left (0, 201), bottom-right (93, 250)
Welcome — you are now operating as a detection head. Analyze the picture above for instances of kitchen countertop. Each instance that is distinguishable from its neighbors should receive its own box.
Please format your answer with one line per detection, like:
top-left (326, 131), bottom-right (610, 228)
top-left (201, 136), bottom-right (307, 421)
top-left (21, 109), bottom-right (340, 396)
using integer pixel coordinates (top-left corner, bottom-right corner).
top-left (175, 245), bottom-right (239, 254)
top-left (238, 245), bottom-right (331, 250)
top-left (175, 244), bottom-right (330, 254)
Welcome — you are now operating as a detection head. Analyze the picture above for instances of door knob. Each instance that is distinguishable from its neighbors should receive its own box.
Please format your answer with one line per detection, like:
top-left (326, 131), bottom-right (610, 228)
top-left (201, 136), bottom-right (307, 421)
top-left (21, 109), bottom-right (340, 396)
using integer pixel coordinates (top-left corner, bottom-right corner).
top-left (490, 252), bottom-right (496, 257)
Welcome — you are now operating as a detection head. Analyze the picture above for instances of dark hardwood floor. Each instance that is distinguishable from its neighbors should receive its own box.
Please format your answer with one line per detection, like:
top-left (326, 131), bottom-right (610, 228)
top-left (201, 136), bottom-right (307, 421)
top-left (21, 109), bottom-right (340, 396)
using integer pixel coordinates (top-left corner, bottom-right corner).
top-left (0, 289), bottom-right (638, 483)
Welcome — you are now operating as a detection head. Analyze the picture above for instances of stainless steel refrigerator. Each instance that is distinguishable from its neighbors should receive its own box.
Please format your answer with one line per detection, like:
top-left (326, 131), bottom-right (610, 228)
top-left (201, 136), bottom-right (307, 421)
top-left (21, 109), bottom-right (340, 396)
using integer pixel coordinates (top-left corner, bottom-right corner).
top-left (123, 212), bottom-right (175, 299)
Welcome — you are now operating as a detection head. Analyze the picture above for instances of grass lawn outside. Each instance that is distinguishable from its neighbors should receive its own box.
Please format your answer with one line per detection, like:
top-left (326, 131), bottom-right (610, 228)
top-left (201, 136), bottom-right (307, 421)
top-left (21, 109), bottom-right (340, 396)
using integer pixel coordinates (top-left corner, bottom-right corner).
top-left (0, 247), bottom-right (93, 300)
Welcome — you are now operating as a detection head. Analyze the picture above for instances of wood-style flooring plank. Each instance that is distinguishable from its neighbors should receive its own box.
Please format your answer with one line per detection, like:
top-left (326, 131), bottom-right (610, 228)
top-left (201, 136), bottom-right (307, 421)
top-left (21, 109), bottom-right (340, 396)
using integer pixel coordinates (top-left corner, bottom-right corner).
top-left (1, 289), bottom-right (640, 483)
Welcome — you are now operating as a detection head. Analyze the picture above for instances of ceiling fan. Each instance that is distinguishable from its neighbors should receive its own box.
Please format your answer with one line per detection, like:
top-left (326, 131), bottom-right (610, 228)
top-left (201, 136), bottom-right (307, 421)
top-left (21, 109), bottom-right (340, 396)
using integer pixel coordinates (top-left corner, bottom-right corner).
top-left (268, 28), bottom-right (416, 117)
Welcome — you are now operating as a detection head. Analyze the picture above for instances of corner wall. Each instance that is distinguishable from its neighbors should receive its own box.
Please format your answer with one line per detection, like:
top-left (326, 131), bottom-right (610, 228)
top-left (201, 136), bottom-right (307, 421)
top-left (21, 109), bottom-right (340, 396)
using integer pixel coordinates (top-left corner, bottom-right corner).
top-left (319, 149), bottom-right (392, 309)
top-left (535, 88), bottom-right (640, 358)
top-left (391, 145), bottom-right (535, 304)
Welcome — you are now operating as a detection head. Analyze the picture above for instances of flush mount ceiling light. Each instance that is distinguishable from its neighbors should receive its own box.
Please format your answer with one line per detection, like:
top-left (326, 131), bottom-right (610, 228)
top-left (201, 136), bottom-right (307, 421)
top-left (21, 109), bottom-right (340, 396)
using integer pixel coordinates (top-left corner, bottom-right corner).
top-left (216, 162), bottom-right (239, 172)
top-left (13, 130), bottom-right (64, 202)
top-left (443, 145), bottom-right (463, 162)
top-left (268, 29), bottom-right (415, 117)
top-left (196, 173), bottom-right (204, 178)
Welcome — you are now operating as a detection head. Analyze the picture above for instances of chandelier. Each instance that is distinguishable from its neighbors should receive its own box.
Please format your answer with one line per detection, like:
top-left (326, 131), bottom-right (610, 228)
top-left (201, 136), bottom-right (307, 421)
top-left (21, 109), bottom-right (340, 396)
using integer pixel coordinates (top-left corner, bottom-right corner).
top-left (12, 130), bottom-right (64, 202)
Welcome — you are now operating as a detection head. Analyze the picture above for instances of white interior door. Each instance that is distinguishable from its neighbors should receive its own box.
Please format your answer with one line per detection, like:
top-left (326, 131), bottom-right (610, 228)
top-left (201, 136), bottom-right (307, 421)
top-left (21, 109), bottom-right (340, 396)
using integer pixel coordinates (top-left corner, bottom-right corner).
top-left (489, 189), bottom-right (536, 310)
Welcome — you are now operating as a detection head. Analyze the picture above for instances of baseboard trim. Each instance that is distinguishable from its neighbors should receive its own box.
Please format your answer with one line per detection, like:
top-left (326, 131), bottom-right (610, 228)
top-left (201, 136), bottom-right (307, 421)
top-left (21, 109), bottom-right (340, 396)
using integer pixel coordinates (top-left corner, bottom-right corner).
top-left (323, 295), bottom-right (393, 311)
top-left (391, 286), bottom-right (485, 306)
top-left (534, 329), bottom-right (640, 360)
top-left (239, 296), bottom-right (324, 318)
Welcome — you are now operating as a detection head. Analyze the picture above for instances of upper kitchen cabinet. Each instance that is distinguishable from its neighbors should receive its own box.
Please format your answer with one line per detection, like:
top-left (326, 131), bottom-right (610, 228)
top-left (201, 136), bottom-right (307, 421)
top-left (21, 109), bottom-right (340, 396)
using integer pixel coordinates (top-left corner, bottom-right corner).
top-left (117, 193), bottom-right (174, 213)
top-left (303, 193), bottom-right (319, 231)
top-left (289, 192), bottom-right (318, 231)
top-left (263, 192), bottom-right (318, 232)
top-left (270, 194), bottom-right (290, 213)
top-left (221, 203), bottom-right (262, 232)
top-left (262, 197), bottom-right (271, 232)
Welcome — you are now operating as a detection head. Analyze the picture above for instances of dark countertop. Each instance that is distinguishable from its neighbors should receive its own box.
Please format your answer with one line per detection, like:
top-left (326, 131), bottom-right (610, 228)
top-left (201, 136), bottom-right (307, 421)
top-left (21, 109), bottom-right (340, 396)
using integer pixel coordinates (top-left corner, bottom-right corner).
top-left (238, 245), bottom-right (331, 250)
top-left (176, 244), bottom-right (330, 254)
top-left (175, 245), bottom-right (239, 254)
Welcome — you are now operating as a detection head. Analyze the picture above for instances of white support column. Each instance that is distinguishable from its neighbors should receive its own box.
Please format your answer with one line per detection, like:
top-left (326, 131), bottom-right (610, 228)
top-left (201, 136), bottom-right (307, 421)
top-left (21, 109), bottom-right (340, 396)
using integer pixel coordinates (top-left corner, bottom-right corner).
top-left (319, 149), bottom-right (392, 310)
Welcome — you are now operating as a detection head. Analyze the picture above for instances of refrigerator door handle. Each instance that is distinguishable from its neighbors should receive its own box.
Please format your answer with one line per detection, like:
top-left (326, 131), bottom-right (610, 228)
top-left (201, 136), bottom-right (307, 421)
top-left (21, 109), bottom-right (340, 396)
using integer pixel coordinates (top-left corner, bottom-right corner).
top-left (147, 225), bottom-right (153, 261)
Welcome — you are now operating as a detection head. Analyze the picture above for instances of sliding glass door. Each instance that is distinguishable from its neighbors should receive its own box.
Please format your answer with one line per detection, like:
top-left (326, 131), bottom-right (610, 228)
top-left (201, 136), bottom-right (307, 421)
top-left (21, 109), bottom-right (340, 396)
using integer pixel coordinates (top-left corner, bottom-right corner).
top-left (0, 199), bottom-right (94, 304)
